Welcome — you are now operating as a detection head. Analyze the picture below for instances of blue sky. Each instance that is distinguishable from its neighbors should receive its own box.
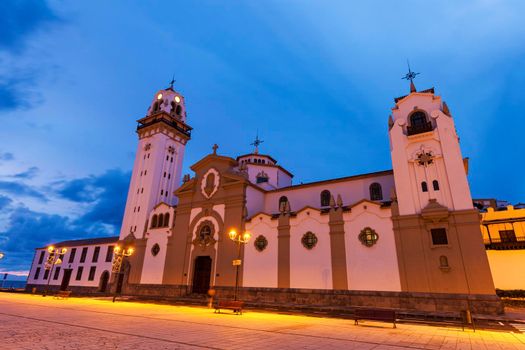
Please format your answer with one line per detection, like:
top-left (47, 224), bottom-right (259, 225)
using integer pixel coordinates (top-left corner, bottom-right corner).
top-left (0, 0), bottom-right (524, 274)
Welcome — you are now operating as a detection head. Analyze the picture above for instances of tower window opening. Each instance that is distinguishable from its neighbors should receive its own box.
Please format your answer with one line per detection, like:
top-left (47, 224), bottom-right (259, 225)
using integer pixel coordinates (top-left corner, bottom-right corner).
top-left (170, 157), bottom-right (173, 162)
top-left (164, 213), bottom-right (170, 227)
top-left (133, 207), bottom-right (136, 212)
top-left (433, 180), bottom-right (440, 191)
top-left (161, 190), bottom-right (164, 195)
top-left (170, 101), bottom-right (176, 115)
top-left (137, 188), bottom-right (139, 194)
top-left (421, 181), bottom-right (428, 192)
top-left (168, 174), bottom-right (171, 179)
top-left (144, 170), bottom-right (147, 175)
top-left (279, 196), bottom-right (289, 211)
top-left (176, 105), bottom-right (182, 116)
top-left (151, 214), bottom-right (158, 228)
top-left (369, 183), bottom-right (383, 201)
top-left (141, 188), bottom-right (144, 193)
top-left (431, 228), bottom-right (448, 245)
top-left (166, 155), bottom-right (169, 161)
top-left (320, 190), bottom-right (331, 207)
top-left (137, 206), bottom-right (140, 212)
top-left (164, 172), bottom-right (166, 178)
top-left (407, 111), bottom-right (433, 135)
top-left (158, 214), bottom-right (164, 227)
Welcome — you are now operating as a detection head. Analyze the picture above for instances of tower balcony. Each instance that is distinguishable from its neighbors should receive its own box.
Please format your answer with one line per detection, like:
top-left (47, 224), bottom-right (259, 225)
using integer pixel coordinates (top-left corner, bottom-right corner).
top-left (484, 236), bottom-right (525, 250)
top-left (407, 121), bottom-right (433, 136)
top-left (137, 113), bottom-right (192, 138)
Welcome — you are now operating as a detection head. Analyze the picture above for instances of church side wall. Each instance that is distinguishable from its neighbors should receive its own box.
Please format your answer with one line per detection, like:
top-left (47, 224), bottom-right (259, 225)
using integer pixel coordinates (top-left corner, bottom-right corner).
top-left (343, 203), bottom-right (401, 291)
top-left (289, 210), bottom-right (332, 289)
top-left (243, 215), bottom-right (278, 288)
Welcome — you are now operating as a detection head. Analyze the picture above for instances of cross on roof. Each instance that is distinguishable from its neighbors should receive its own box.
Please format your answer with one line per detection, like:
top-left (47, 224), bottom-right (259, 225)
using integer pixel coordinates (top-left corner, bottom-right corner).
top-left (402, 60), bottom-right (419, 92)
top-left (168, 75), bottom-right (175, 90)
top-left (212, 144), bottom-right (218, 155)
top-left (250, 132), bottom-right (264, 154)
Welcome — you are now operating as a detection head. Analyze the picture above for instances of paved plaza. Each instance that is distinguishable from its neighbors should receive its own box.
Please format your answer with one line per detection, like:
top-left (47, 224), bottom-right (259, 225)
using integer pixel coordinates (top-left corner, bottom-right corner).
top-left (0, 293), bottom-right (524, 349)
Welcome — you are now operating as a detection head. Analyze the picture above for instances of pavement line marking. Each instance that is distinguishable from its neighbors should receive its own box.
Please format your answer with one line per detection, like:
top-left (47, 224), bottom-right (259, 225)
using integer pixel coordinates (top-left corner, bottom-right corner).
top-left (0, 311), bottom-right (221, 350)
top-left (0, 299), bottom-right (431, 350)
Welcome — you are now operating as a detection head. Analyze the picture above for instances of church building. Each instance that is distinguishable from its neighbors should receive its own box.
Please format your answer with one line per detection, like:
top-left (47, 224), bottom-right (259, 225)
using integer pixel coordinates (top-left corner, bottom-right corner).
top-left (26, 78), bottom-right (503, 314)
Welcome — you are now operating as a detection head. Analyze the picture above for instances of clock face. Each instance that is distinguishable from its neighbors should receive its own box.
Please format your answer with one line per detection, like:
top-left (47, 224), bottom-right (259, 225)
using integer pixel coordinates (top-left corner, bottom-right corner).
top-left (174, 96), bottom-right (181, 103)
top-left (157, 93), bottom-right (163, 100)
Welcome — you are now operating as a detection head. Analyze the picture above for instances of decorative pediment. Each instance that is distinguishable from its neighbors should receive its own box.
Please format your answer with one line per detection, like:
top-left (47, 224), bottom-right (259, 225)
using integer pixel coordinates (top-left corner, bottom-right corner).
top-left (421, 199), bottom-right (449, 222)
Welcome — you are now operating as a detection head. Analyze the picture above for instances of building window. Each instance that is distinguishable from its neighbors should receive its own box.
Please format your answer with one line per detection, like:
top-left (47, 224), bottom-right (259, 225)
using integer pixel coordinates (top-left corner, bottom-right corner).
top-left (158, 213), bottom-right (164, 227)
top-left (301, 231), bottom-right (318, 250)
top-left (176, 105), bottom-right (182, 115)
top-left (105, 246), bottom-right (114, 262)
top-left (164, 213), bottom-right (170, 227)
top-left (256, 175), bottom-right (269, 183)
top-left (68, 248), bottom-right (77, 263)
top-left (499, 230), bottom-right (517, 243)
top-left (151, 214), bottom-right (158, 228)
top-left (88, 266), bottom-right (96, 281)
top-left (358, 227), bottom-right (379, 247)
top-left (80, 247), bottom-right (88, 263)
top-left (92, 246), bottom-right (100, 263)
top-left (433, 180), bottom-right (440, 191)
top-left (421, 181), bottom-right (428, 192)
top-left (431, 228), bottom-right (448, 245)
top-left (38, 251), bottom-right (45, 264)
top-left (369, 183), bottom-right (383, 201)
top-left (76, 266), bottom-right (84, 281)
top-left (279, 196), bottom-right (288, 211)
top-left (410, 111), bottom-right (427, 127)
top-left (53, 267), bottom-right (61, 280)
top-left (320, 190), bottom-right (331, 207)
top-left (34, 267), bottom-right (41, 279)
top-left (43, 269), bottom-right (50, 280)
top-left (254, 235), bottom-right (268, 252)
top-left (151, 243), bottom-right (160, 256)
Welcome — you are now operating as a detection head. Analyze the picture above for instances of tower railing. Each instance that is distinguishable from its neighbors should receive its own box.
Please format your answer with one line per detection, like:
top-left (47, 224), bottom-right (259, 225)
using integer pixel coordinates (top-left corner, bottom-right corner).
top-left (407, 121), bottom-right (433, 136)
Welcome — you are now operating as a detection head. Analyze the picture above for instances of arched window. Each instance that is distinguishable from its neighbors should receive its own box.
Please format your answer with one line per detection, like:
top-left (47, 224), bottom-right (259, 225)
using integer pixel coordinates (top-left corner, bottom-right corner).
top-left (164, 213), bottom-right (170, 227)
top-left (409, 111), bottom-right (427, 127)
top-left (421, 181), bottom-right (428, 192)
top-left (199, 225), bottom-right (212, 241)
top-left (151, 214), bottom-right (158, 228)
top-left (176, 105), bottom-right (182, 115)
top-left (279, 196), bottom-right (288, 211)
top-left (152, 102), bottom-right (159, 112)
top-left (320, 190), bottom-right (331, 207)
top-left (170, 101), bottom-right (176, 114)
top-left (439, 255), bottom-right (449, 268)
top-left (433, 180), bottom-right (440, 191)
top-left (158, 214), bottom-right (164, 227)
top-left (369, 183), bottom-right (383, 201)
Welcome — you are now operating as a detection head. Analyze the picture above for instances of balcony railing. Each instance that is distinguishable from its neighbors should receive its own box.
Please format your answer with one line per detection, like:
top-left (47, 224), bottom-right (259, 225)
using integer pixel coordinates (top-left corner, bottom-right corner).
top-left (137, 116), bottom-right (192, 137)
top-left (484, 236), bottom-right (525, 250)
top-left (407, 121), bottom-right (433, 136)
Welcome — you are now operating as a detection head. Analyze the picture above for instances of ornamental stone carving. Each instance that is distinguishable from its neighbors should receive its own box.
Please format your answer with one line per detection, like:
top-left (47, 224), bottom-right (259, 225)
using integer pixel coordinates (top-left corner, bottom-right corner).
top-left (201, 168), bottom-right (220, 199)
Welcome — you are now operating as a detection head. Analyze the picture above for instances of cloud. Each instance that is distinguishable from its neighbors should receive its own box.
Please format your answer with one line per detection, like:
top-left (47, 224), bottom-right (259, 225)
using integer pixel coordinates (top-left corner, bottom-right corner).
top-left (0, 195), bottom-right (12, 210)
top-left (0, 181), bottom-right (47, 201)
top-left (0, 152), bottom-right (14, 161)
top-left (13, 166), bottom-right (39, 179)
top-left (0, 0), bottom-right (58, 52)
top-left (0, 168), bottom-right (131, 272)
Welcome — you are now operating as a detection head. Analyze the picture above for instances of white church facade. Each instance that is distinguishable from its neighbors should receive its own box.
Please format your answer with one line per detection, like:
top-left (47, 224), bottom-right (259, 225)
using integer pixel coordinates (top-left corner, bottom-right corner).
top-left (26, 80), bottom-right (502, 314)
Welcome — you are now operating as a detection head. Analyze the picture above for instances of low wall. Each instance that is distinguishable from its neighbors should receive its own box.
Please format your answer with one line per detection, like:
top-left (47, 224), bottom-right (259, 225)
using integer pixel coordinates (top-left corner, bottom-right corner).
top-left (25, 283), bottom-right (503, 315)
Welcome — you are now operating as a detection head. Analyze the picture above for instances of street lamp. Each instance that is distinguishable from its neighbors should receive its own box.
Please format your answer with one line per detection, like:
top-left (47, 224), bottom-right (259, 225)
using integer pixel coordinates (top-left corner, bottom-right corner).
top-left (228, 229), bottom-right (251, 301)
top-left (111, 245), bottom-right (134, 302)
top-left (43, 246), bottom-right (67, 297)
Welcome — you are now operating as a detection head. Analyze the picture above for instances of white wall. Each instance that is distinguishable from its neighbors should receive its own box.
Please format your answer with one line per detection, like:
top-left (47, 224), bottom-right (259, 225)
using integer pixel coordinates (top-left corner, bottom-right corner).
top-left (289, 210), bottom-right (332, 289)
top-left (243, 214), bottom-right (278, 288)
top-left (343, 202), bottom-right (401, 291)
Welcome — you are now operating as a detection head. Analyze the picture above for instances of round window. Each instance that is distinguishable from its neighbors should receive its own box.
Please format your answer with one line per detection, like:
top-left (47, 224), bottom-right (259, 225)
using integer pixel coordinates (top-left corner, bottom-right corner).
top-left (301, 231), bottom-right (318, 250)
top-left (151, 243), bottom-right (160, 256)
top-left (358, 227), bottom-right (379, 247)
top-left (254, 235), bottom-right (268, 252)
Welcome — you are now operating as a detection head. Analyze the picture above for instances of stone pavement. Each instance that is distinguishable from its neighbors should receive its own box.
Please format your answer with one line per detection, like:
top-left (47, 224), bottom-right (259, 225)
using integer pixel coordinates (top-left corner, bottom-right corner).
top-left (0, 293), bottom-right (524, 350)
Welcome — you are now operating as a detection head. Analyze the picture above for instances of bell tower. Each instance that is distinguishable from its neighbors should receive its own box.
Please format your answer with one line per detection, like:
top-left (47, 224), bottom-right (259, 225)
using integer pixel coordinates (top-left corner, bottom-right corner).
top-left (389, 74), bottom-right (497, 304)
top-left (119, 82), bottom-right (192, 241)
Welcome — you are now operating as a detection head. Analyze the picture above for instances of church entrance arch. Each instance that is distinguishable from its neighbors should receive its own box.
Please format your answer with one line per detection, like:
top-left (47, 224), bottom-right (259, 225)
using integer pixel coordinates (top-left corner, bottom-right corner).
top-left (192, 256), bottom-right (212, 294)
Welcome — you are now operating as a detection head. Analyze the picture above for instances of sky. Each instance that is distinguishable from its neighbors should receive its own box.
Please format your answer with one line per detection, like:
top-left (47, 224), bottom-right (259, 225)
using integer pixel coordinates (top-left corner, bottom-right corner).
top-left (0, 0), bottom-right (524, 275)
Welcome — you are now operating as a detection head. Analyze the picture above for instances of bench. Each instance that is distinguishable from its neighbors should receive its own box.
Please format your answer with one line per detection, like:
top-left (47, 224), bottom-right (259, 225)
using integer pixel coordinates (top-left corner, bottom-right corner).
top-left (354, 308), bottom-right (397, 328)
top-left (214, 300), bottom-right (244, 315)
top-left (53, 290), bottom-right (72, 300)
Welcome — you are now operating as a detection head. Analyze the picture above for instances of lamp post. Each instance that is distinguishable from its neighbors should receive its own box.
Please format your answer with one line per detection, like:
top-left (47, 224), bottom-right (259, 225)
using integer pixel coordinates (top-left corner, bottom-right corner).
top-left (111, 245), bottom-right (134, 302)
top-left (43, 246), bottom-right (67, 297)
top-left (228, 229), bottom-right (251, 301)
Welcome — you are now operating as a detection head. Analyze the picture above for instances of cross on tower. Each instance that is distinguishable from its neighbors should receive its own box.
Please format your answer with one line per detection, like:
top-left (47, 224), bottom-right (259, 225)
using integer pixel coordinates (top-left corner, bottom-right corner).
top-left (168, 75), bottom-right (175, 90)
top-left (250, 132), bottom-right (264, 154)
top-left (212, 144), bottom-right (219, 155)
top-left (402, 60), bottom-right (419, 92)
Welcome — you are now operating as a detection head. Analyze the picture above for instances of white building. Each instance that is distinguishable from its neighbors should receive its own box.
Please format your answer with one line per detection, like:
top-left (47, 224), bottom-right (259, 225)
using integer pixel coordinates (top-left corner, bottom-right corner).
top-left (27, 80), bottom-right (502, 314)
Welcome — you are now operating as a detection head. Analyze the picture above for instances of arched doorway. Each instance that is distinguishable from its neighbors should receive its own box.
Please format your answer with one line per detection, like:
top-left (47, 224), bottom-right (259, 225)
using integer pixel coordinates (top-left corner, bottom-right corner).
top-left (192, 256), bottom-right (212, 294)
top-left (99, 270), bottom-right (109, 293)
